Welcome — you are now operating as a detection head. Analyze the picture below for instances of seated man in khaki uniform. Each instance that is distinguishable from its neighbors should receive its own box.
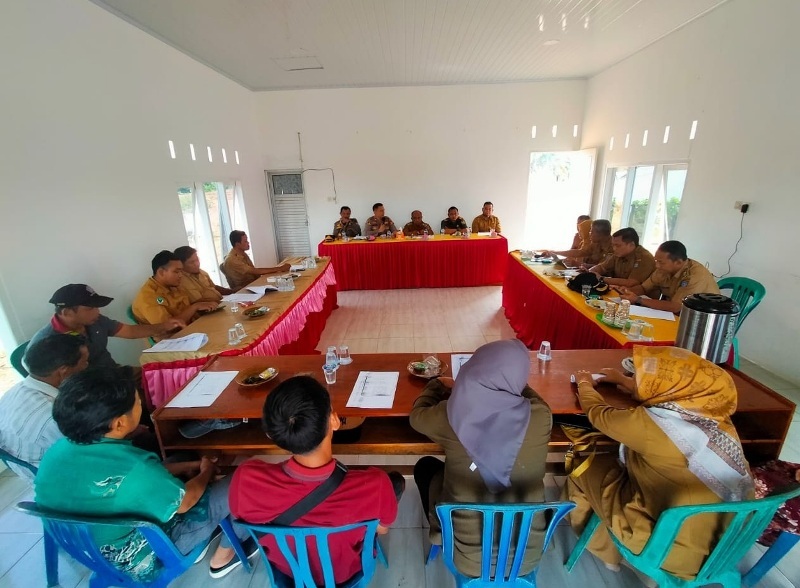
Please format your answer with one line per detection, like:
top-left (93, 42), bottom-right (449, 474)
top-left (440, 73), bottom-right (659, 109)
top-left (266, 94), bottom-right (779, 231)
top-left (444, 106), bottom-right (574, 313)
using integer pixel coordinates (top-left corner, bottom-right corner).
top-left (402, 210), bottom-right (435, 237)
top-left (132, 250), bottom-right (218, 329)
top-left (364, 203), bottom-right (399, 237)
top-left (618, 240), bottom-right (720, 314)
top-left (471, 201), bottom-right (502, 234)
top-left (544, 219), bottom-right (612, 267)
top-left (174, 246), bottom-right (232, 304)
top-left (221, 231), bottom-right (290, 291)
top-left (588, 227), bottom-right (656, 288)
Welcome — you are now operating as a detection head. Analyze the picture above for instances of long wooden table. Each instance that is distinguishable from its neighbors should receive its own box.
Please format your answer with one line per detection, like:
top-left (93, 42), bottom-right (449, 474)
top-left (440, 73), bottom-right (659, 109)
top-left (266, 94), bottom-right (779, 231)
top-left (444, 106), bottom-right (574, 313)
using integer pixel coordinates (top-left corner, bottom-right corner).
top-left (503, 252), bottom-right (679, 351)
top-left (152, 350), bottom-right (795, 465)
top-left (317, 234), bottom-right (508, 290)
top-left (140, 260), bottom-right (337, 408)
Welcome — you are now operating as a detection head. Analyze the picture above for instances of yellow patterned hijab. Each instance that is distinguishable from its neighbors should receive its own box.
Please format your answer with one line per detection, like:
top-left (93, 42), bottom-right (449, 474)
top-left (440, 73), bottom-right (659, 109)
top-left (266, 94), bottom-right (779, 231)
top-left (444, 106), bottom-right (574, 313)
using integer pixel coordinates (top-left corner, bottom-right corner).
top-left (632, 345), bottom-right (753, 500)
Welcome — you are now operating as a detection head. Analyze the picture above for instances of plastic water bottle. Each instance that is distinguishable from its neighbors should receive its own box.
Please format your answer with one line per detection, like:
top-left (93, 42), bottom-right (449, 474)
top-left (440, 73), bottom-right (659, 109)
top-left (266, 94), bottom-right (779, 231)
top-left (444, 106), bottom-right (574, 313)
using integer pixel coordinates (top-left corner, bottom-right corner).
top-left (325, 346), bottom-right (339, 369)
top-left (422, 229), bottom-right (428, 240)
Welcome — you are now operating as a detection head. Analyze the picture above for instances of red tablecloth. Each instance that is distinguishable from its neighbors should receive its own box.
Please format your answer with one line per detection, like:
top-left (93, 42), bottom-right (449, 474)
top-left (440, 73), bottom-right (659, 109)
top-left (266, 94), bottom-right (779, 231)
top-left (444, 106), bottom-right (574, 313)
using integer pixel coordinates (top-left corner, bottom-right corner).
top-left (502, 252), bottom-right (678, 351)
top-left (318, 235), bottom-right (507, 290)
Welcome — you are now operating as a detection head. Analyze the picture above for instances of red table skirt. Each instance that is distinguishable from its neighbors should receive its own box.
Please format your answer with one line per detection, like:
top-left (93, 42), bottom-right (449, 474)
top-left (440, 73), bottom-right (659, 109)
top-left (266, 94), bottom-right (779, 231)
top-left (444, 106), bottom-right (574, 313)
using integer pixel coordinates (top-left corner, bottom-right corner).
top-left (318, 237), bottom-right (507, 290)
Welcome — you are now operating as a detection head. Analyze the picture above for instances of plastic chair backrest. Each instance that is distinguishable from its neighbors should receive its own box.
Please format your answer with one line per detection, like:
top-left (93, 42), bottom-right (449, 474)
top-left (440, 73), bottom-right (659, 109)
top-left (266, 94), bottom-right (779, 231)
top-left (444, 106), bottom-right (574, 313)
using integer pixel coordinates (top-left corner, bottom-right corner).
top-left (15, 501), bottom-right (208, 588)
top-left (9, 340), bottom-right (30, 378)
top-left (609, 485), bottom-right (800, 588)
top-left (436, 501), bottom-right (576, 587)
top-left (0, 447), bottom-right (37, 477)
top-left (219, 263), bottom-right (232, 288)
top-left (126, 305), bottom-right (137, 324)
top-left (236, 518), bottom-right (382, 588)
top-left (717, 277), bottom-right (766, 334)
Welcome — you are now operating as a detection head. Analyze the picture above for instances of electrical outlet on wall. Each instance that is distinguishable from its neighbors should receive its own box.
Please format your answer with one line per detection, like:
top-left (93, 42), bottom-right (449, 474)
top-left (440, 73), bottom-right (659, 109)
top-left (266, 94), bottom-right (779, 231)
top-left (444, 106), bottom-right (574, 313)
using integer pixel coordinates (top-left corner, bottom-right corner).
top-left (734, 201), bottom-right (751, 212)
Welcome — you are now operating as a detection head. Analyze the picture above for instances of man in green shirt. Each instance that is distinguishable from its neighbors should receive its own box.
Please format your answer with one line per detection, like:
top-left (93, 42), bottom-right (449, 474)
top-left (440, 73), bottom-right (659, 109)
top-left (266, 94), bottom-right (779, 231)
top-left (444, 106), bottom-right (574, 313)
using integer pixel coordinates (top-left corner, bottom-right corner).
top-left (35, 370), bottom-right (256, 581)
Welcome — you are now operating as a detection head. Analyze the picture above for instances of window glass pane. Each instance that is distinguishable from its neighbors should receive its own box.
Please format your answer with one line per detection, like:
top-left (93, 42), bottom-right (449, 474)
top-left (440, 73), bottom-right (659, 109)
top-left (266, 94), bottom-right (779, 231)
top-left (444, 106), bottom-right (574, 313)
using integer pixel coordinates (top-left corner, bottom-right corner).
top-left (607, 168), bottom-right (628, 233)
top-left (177, 188), bottom-right (195, 247)
top-left (627, 165), bottom-right (654, 236)
top-left (203, 182), bottom-right (225, 264)
top-left (664, 168), bottom-right (686, 238)
top-left (271, 174), bottom-right (303, 195)
top-left (225, 183), bottom-right (236, 225)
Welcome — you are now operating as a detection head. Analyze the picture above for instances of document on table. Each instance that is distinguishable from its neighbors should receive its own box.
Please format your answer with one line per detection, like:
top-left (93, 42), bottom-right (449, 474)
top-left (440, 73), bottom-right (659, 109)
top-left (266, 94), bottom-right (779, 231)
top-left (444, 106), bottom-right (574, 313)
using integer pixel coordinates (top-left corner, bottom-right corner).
top-left (222, 292), bottom-right (263, 303)
top-left (451, 354), bottom-right (473, 380)
top-left (142, 333), bottom-right (208, 353)
top-left (244, 284), bottom-right (278, 296)
top-left (166, 371), bottom-right (238, 408)
top-left (346, 372), bottom-right (399, 409)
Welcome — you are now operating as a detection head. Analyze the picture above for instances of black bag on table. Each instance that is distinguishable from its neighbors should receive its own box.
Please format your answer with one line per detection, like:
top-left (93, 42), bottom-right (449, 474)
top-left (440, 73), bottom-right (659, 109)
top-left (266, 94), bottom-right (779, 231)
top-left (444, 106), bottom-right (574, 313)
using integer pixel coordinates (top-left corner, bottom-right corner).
top-left (566, 272), bottom-right (610, 296)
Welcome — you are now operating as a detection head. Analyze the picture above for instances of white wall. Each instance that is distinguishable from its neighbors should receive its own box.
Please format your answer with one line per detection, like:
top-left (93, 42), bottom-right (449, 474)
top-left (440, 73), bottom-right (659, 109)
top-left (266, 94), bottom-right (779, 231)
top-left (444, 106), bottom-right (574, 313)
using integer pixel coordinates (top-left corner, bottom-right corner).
top-left (254, 82), bottom-right (586, 250)
top-left (582, 0), bottom-right (800, 384)
top-left (0, 0), bottom-right (278, 364)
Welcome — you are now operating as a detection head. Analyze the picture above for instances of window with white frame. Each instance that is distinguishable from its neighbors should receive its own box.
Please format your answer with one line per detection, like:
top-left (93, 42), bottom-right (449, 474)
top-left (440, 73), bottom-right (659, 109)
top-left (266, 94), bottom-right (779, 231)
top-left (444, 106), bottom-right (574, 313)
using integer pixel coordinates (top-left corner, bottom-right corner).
top-left (601, 163), bottom-right (688, 253)
top-left (177, 181), bottom-right (247, 285)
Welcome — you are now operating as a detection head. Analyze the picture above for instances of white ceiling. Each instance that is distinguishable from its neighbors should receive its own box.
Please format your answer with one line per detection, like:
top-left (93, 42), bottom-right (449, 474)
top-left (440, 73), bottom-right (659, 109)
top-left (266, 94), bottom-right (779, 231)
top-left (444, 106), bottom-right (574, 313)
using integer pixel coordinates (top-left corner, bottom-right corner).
top-left (92, 0), bottom-right (729, 91)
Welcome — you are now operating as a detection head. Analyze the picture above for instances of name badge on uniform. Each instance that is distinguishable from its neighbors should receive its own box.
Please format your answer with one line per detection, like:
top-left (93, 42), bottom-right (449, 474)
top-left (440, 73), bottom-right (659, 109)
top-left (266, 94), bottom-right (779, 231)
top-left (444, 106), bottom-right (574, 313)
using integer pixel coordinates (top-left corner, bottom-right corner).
top-left (156, 297), bottom-right (164, 305)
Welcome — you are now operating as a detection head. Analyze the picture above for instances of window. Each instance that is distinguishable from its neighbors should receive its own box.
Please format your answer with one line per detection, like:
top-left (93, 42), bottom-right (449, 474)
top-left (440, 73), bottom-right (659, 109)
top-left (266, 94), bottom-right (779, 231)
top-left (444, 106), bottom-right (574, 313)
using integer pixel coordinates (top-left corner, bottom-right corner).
top-left (601, 163), bottom-right (688, 253)
top-left (177, 181), bottom-right (247, 284)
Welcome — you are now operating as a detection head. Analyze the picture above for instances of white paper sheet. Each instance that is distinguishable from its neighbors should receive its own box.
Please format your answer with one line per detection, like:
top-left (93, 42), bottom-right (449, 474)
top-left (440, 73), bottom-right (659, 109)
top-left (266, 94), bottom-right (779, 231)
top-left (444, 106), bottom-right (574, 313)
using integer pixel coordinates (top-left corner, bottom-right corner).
top-left (142, 333), bottom-right (209, 353)
top-left (222, 292), bottom-right (262, 303)
top-left (569, 373), bottom-right (605, 384)
top-left (628, 306), bottom-right (676, 322)
top-left (166, 371), bottom-right (237, 408)
top-left (346, 371), bottom-right (399, 409)
top-left (477, 231), bottom-right (492, 236)
top-left (450, 354), bottom-right (473, 380)
top-left (244, 284), bottom-right (278, 295)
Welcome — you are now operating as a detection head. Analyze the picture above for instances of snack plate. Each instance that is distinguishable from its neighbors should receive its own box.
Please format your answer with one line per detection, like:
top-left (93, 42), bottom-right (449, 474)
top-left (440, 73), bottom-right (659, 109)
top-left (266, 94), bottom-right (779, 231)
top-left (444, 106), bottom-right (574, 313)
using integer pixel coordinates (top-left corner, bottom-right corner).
top-left (236, 367), bottom-right (279, 388)
top-left (407, 362), bottom-right (448, 379)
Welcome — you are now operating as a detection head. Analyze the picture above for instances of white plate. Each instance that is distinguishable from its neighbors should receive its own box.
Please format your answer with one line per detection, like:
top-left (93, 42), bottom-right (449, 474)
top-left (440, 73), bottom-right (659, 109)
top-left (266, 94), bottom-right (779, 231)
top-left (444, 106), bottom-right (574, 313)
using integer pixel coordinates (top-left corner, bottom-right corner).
top-left (621, 357), bottom-right (635, 373)
top-left (584, 298), bottom-right (606, 310)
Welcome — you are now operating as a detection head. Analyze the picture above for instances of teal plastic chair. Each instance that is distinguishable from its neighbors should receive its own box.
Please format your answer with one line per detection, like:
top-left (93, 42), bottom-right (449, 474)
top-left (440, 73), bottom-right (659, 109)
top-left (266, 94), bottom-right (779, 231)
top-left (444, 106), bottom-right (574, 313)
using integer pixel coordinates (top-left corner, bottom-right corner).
top-left (9, 340), bottom-right (29, 377)
top-left (431, 501), bottom-right (576, 587)
top-left (742, 530), bottom-right (800, 587)
top-left (16, 502), bottom-right (251, 588)
top-left (127, 305), bottom-right (156, 347)
top-left (717, 277), bottom-right (766, 368)
top-left (565, 485), bottom-right (800, 588)
top-left (236, 518), bottom-right (387, 588)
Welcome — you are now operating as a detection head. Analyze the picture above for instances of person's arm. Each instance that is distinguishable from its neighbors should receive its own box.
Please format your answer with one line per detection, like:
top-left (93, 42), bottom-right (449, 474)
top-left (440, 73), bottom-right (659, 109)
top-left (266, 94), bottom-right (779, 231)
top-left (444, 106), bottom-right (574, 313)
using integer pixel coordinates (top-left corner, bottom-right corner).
top-left (214, 285), bottom-right (234, 296)
top-left (409, 379), bottom-right (450, 436)
top-left (173, 301), bottom-right (219, 325)
top-left (573, 378), bottom-right (649, 452)
top-left (364, 219), bottom-right (381, 237)
top-left (176, 456), bottom-right (217, 514)
top-left (164, 460), bottom-right (201, 478)
top-left (441, 220), bottom-right (456, 235)
top-left (606, 253), bottom-right (657, 289)
top-left (603, 275), bottom-right (643, 288)
top-left (116, 320), bottom-right (185, 339)
top-left (402, 223), bottom-right (414, 237)
top-left (253, 263), bottom-right (291, 275)
top-left (350, 220), bottom-right (362, 237)
top-left (494, 218), bottom-right (502, 233)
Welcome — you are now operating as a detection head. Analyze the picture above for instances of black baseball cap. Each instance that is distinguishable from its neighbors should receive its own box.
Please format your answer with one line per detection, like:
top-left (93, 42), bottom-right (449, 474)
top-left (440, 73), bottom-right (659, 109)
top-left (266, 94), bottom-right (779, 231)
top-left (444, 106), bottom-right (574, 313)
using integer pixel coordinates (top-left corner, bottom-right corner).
top-left (49, 284), bottom-right (113, 308)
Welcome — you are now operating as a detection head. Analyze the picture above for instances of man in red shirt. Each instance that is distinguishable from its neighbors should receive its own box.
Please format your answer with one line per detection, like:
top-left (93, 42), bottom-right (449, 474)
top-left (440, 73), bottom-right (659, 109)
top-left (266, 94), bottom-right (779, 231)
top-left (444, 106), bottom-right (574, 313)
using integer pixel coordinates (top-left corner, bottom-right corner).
top-left (229, 376), bottom-right (402, 585)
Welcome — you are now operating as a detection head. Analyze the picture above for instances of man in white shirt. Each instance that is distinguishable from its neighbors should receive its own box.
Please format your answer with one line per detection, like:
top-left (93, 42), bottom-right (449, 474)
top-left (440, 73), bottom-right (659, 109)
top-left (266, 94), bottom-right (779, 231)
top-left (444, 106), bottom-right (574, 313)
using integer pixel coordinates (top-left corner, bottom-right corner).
top-left (0, 335), bottom-right (89, 479)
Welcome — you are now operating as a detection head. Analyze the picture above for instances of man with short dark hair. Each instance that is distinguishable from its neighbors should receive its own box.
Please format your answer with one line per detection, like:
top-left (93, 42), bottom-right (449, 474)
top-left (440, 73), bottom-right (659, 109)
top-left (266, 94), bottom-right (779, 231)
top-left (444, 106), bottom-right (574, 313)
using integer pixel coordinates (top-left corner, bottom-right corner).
top-left (221, 231), bottom-right (289, 290)
top-left (544, 219), bottom-right (612, 266)
top-left (230, 376), bottom-right (402, 585)
top-left (588, 227), bottom-right (656, 288)
top-left (132, 250), bottom-right (218, 328)
top-left (0, 335), bottom-right (88, 479)
top-left (332, 206), bottom-right (361, 239)
top-left (618, 240), bottom-right (720, 314)
top-left (471, 202), bottom-right (502, 234)
top-left (30, 283), bottom-right (183, 368)
top-left (402, 210), bottom-right (435, 237)
top-left (35, 370), bottom-right (256, 580)
top-left (364, 203), bottom-right (398, 237)
top-left (440, 206), bottom-right (468, 235)
top-left (174, 246), bottom-right (233, 303)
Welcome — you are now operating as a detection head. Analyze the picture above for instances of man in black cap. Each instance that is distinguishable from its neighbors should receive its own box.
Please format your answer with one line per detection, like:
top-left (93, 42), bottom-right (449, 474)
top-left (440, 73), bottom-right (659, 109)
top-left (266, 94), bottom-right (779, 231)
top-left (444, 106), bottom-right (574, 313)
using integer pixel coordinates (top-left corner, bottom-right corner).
top-left (29, 283), bottom-right (183, 371)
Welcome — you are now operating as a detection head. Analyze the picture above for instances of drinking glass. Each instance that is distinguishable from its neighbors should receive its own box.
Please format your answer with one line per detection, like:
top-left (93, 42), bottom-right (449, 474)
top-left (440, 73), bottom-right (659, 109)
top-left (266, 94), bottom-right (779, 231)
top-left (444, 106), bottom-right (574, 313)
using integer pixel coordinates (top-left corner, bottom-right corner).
top-left (627, 320), bottom-right (644, 339)
top-left (537, 340), bottom-right (552, 361)
top-left (234, 322), bottom-right (246, 342)
top-left (640, 323), bottom-right (654, 341)
top-left (323, 365), bottom-right (337, 385)
top-left (581, 285), bottom-right (592, 299)
top-left (338, 345), bottom-right (352, 365)
top-left (227, 327), bottom-right (239, 346)
top-left (230, 301), bottom-right (240, 313)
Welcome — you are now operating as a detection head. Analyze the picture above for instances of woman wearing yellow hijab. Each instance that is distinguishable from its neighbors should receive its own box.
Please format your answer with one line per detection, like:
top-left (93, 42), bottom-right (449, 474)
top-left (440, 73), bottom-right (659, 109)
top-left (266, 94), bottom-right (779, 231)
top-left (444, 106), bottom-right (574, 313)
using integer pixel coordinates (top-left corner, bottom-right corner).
top-left (567, 346), bottom-right (754, 580)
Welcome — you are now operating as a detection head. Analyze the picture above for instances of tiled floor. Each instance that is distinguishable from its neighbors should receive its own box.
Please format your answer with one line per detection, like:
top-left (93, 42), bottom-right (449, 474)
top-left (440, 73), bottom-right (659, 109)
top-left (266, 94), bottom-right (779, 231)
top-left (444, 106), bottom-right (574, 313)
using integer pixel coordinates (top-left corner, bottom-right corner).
top-left (0, 286), bottom-right (798, 586)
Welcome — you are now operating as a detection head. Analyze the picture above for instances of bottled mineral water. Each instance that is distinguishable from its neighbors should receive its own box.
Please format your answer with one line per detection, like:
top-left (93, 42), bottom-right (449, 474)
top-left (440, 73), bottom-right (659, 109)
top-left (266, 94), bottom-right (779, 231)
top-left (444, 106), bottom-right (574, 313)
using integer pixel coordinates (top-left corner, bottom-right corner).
top-left (325, 346), bottom-right (339, 369)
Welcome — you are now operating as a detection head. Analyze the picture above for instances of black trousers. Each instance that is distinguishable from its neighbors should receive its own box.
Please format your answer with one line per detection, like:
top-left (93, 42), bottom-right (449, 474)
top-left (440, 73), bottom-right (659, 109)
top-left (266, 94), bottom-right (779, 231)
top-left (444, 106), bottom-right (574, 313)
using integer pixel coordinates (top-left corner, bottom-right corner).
top-left (413, 456), bottom-right (445, 517)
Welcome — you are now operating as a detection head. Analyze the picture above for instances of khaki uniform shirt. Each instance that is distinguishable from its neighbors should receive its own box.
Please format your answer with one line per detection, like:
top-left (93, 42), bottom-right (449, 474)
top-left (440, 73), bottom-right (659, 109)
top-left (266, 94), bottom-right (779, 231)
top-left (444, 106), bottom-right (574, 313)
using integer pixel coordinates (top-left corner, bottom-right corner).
top-left (222, 249), bottom-right (258, 291)
top-left (595, 245), bottom-right (655, 284)
top-left (180, 270), bottom-right (222, 304)
top-left (471, 215), bottom-right (502, 233)
top-left (332, 218), bottom-right (361, 238)
top-left (132, 277), bottom-right (191, 325)
top-left (578, 237), bottom-right (613, 265)
top-left (364, 215), bottom-right (398, 237)
top-left (402, 221), bottom-right (435, 237)
top-left (641, 259), bottom-right (720, 303)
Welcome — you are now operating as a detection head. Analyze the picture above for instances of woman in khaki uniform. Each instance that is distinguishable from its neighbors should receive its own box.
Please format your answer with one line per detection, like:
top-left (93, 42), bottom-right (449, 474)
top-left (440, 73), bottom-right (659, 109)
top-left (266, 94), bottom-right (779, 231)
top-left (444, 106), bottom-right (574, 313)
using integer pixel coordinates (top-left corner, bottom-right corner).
top-left (410, 339), bottom-right (552, 577)
top-left (568, 346), bottom-right (754, 580)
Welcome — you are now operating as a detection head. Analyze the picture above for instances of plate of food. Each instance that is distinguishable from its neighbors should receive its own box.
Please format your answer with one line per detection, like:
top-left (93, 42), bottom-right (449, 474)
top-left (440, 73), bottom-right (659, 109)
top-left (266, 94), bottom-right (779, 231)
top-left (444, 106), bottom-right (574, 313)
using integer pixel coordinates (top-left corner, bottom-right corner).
top-left (236, 367), bottom-right (279, 388)
top-left (407, 361), bottom-right (449, 379)
top-left (199, 303), bottom-right (226, 314)
top-left (243, 306), bottom-right (269, 319)
top-left (585, 298), bottom-right (606, 310)
top-left (621, 357), bottom-right (635, 374)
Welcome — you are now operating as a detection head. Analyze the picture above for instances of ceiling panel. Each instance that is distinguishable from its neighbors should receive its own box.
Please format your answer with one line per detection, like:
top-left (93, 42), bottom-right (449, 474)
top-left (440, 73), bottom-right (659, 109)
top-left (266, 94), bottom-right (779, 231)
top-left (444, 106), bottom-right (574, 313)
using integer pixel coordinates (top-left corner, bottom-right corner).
top-left (93, 0), bottom-right (729, 90)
